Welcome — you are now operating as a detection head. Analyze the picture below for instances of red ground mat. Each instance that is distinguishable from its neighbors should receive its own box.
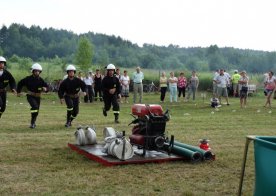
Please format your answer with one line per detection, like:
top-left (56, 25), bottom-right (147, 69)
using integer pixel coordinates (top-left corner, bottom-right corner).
top-left (68, 143), bottom-right (188, 166)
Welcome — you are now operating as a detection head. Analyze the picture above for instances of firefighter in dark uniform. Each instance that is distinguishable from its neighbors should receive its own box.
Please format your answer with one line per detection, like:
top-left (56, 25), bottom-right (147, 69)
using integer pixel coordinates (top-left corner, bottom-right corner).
top-left (94, 69), bottom-right (103, 101)
top-left (102, 64), bottom-right (121, 123)
top-left (58, 64), bottom-right (86, 127)
top-left (17, 63), bottom-right (48, 128)
top-left (0, 56), bottom-right (17, 118)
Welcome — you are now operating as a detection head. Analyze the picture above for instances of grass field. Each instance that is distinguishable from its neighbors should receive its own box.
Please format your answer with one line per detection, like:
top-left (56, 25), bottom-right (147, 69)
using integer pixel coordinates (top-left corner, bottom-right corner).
top-left (0, 91), bottom-right (275, 195)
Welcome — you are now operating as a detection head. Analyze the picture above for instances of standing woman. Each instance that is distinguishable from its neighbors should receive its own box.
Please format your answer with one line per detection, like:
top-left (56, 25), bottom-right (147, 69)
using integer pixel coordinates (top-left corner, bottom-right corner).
top-left (17, 63), bottom-right (48, 128)
top-left (264, 71), bottom-right (276, 108)
top-left (168, 72), bottom-right (178, 103)
top-left (0, 56), bottom-right (17, 119)
top-left (187, 71), bottom-right (199, 101)
top-left (58, 65), bottom-right (86, 127)
top-left (238, 71), bottom-right (249, 108)
top-left (120, 70), bottom-right (130, 103)
top-left (159, 71), bottom-right (167, 103)
top-left (177, 72), bottom-right (187, 102)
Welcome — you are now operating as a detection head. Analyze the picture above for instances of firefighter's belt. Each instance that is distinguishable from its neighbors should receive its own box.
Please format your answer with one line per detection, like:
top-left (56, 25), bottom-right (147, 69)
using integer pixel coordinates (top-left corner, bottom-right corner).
top-left (65, 93), bottom-right (79, 98)
top-left (0, 89), bottom-right (6, 93)
top-left (27, 91), bottom-right (41, 97)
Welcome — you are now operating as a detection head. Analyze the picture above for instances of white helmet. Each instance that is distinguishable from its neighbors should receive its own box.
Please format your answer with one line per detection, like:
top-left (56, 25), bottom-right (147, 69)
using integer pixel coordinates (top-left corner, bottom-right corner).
top-left (106, 64), bottom-right (115, 70)
top-left (0, 56), bottom-right (6, 62)
top-left (66, 64), bottom-right (76, 72)
top-left (31, 63), bottom-right (42, 72)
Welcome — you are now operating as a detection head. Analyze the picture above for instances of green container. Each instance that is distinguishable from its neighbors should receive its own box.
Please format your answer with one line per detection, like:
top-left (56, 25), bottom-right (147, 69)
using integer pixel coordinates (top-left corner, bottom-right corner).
top-left (254, 136), bottom-right (276, 196)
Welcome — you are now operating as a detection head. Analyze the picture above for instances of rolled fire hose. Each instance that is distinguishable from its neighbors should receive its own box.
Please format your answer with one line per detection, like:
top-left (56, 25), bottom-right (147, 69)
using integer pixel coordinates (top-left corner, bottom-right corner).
top-left (85, 126), bottom-right (97, 145)
top-left (75, 127), bottom-right (87, 146)
top-left (171, 145), bottom-right (202, 162)
top-left (173, 141), bottom-right (213, 160)
top-left (103, 127), bottom-right (116, 138)
top-left (108, 138), bottom-right (134, 160)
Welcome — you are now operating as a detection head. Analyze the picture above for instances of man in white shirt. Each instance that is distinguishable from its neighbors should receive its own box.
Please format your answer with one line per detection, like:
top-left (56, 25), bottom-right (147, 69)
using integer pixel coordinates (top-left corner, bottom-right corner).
top-left (132, 66), bottom-right (144, 103)
top-left (214, 69), bottom-right (230, 105)
top-left (83, 73), bottom-right (94, 103)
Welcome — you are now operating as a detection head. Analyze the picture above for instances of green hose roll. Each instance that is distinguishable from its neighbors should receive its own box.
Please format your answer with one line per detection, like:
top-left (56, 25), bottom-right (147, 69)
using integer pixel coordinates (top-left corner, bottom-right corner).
top-left (174, 141), bottom-right (213, 160)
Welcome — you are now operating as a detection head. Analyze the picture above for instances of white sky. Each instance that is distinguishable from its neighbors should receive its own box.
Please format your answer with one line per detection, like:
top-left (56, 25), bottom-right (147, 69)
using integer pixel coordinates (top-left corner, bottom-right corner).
top-left (2, 0), bottom-right (276, 51)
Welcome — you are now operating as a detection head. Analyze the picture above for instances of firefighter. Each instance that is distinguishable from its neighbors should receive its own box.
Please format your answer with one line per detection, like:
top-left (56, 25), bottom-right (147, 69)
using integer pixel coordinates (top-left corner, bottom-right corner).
top-left (0, 56), bottom-right (17, 118)
top-left (17, 63), bottom-right (48, 128)
top-left (102, 64), bottom-right (121, 123)
top-left (58, 65), bottom-right (86, 127)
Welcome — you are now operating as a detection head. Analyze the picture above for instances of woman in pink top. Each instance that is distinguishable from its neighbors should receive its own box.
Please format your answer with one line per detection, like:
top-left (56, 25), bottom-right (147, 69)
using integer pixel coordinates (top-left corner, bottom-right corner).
top-left (177, 72), bottom-right (187, 101)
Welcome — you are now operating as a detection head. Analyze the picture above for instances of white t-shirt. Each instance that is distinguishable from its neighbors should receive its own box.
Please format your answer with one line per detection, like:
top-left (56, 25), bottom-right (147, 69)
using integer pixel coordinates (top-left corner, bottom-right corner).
top-left (83, 77), bottom-right (93, 85)
top-left (215, 74), bottom-right (229, 88)
top-left (169, 77), bottom-right (178, 87)
top-left (120, 75), bottom-right (130, 86)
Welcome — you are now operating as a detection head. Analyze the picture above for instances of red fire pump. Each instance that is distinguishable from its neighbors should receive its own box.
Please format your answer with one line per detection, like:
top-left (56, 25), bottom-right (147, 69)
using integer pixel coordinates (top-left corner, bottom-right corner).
top-left (129, 104), bottom-right (173, 155)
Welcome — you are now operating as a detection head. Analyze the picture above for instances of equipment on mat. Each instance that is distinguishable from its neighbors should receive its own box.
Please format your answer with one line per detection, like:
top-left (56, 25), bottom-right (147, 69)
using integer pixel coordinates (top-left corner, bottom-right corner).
top-left (129, 104), bottom-right (172, 155)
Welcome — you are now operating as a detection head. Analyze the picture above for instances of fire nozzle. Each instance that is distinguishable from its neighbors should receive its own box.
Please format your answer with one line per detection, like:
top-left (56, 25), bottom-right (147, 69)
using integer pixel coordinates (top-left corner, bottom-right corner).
top-left (199, 139), bottom-right (211, 151)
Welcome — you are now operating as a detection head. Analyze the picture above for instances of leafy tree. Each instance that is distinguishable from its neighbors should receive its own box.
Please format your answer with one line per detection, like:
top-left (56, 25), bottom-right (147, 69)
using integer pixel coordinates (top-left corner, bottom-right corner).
top-left (75, 36), bottom-right (93, 71)
top-left (19, 57), bottom-right (33, 72)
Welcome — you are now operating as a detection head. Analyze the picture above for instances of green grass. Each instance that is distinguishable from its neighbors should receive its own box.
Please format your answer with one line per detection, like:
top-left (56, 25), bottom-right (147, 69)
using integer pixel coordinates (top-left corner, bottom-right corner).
top-left (0, 91), bottom-right (275, 195)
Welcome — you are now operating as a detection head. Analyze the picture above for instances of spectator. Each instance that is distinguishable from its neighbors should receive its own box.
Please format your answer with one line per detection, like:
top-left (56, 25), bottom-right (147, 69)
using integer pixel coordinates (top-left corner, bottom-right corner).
top-left (83, 73), bottom-right (94, 103)
top-left (231, 70), bottom-right (241, 97)
top-left (214, 69), bottom-right (230, 105)
top-left (224, 69), bottom-right (231, 95)
top-left (177, 72), bottom-right (187, 102)
top-left (264, 71), bottom-right (276, 108)
top-left (159, 71), bottom-right (168, 103)
top-left (94, 69), bottom-right (103, 102)
top-left (238, 71), bottom-right (249, 108)
top-left (132, 66), bottom-right (144, 103)
top-left (187, 71), bottom-right (199, 101)
top-left (212, 69), bottom-right (219, 97)
top-left (168, 72), bottom-right (178, 103)
top-left (120, 70), bottom-right (130, 103)
top-left (115, 68), bottom-right (121, 80)
top-left (115, 68), bottom-right (122, 103)
top-left (77, 71), bottom-right (83, 80)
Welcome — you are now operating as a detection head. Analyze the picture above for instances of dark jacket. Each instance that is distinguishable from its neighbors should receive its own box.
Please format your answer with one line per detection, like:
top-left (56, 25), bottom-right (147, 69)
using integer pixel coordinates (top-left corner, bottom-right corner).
top-left (102, 75), bottom-right (121, 96)
top-left (17, 75), bottom-right (48, 93)
top-left (58, 77), bottom-right (86, 99)
top-left (0, 70), bottom-right (16, 91)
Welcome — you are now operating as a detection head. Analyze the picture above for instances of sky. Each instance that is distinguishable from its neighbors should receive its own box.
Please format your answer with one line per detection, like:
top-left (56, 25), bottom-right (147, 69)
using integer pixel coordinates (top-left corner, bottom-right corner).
top-left (2, 0), bottom-right (276, 51)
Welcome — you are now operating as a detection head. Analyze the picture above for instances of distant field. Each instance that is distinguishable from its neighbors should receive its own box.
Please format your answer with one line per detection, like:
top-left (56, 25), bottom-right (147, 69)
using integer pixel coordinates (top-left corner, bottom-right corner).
top-left (1, 91), bottom-right (275, 195)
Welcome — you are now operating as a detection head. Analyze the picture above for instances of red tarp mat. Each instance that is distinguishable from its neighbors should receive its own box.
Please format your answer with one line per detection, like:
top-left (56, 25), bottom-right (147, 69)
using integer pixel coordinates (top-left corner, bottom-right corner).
top-left (68, 143), bottom-right (188, 166)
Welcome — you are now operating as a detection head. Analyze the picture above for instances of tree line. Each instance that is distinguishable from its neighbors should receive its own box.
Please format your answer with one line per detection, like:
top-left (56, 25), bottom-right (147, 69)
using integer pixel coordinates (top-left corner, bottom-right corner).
top-left (1, 23), bottom-right (276, 73)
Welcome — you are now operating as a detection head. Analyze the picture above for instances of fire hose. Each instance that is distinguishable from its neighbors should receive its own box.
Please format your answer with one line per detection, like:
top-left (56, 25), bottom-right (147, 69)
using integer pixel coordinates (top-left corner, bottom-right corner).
top-left (173, 141), bottom-right (213, 160)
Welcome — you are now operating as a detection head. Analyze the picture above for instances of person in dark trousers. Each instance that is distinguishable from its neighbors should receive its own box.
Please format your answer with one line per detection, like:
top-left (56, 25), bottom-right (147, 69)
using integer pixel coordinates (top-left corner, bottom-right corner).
top-left (102, 64), bottom-right (121, 123)
top-left (94, 69), bottom-right (103, 101)
top-left (17, 63), bottom-right (48, 128)
top-left (83, 73), bottom-right (94, 103)
top-left (58, 65), bottom-right (86, 127)
top-left (0, 56), bottom-right (17, 118)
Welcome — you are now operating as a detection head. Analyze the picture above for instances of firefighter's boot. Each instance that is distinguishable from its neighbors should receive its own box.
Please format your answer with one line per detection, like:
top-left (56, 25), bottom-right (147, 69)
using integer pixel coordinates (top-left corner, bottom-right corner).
top-left (65, 112), bottom-right (72, 127)
top-left (102, 108), bottom-right (107, 117)
top-left (65, 121), bottom-right (71, 128)
top-left (114, 114), bottom-right (119, 124)
top-left (30, 113), bottom-right (37, 129)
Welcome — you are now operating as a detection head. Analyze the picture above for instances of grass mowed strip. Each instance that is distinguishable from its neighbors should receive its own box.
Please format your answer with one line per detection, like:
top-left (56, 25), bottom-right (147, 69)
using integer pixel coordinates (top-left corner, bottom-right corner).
top-left (0, 92), bottom-right (274, 195)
